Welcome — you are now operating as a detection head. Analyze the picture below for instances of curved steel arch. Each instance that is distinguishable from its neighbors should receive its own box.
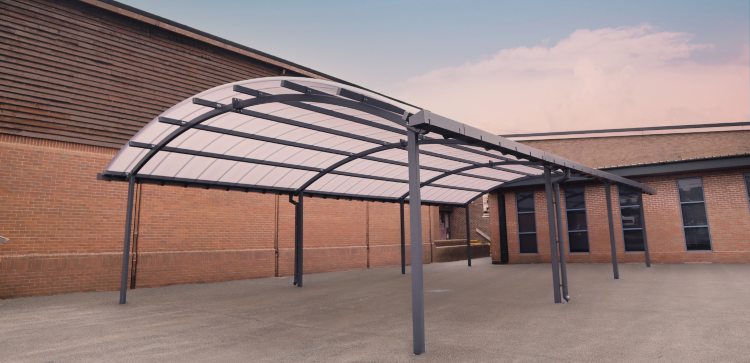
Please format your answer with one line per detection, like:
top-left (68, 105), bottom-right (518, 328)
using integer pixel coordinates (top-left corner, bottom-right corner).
top-left (125, 85), bottom-right (496, 203)
top-left (295, 139), bottom-right (467, 195)
top-left (398, 160), bottom-right (529, 202)
top-left (129, 92), bottom-right (407, 176)
top-left (123, 86), bottom-right (550, 206)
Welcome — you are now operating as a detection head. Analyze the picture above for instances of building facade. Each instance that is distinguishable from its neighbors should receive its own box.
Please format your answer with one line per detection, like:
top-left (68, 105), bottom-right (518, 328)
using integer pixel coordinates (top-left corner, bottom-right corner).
top-left (0, 0), bottom-right (489, 298)
top-left (488, 128), bottom-right (750, 265)
top-left (1, 0), bottom-right (747, 300)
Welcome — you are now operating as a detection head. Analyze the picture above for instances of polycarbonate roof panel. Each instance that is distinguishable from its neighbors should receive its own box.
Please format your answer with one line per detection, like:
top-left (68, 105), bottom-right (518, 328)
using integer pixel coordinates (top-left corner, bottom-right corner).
top-left (102, 76), bottom-right (652, 205)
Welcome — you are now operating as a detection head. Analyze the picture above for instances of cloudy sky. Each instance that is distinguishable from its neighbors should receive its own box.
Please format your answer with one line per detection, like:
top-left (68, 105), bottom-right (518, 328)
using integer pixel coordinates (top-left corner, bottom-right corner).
top-left (121, 0), bottom-right (749, 133)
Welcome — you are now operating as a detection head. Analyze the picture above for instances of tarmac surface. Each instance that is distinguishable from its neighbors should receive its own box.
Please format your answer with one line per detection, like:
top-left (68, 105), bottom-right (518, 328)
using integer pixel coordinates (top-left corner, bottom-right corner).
top-left (1, 258), bottom-right (749, 362)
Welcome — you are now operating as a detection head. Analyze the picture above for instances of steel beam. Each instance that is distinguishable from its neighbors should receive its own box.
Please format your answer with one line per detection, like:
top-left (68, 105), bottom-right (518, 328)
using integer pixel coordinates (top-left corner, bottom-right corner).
top-left (407, 129), bottom-right (426, 355)
top-left (128, 142), bottom-right (484, 194)
top-left (291, 193), bottom-right (305, 287)
top-left (497, 193), bottom-right (509, 264)
top-left (274, 82), bottom-right (543, 173)
top-left (544, 167), bottom-right (563, 303)
top-left (604, 183), bottom-right (620, 279)
top-left (465, 206), bottom-right (472, 267)
top-left (232, 86), bottom-right (533, 178)
top-left (119, 176), bottom-right (136, 304)
top-left (400, 200), bottom-right (406, 275)
top-left (409, 110), bottom-right (655, 194)
top-left (553, 182), bottom-right (569, 301)
top-left (638, 193), bottom-right (652, 267)
top-left (397, 161), bottom-right (512, 201)
top-left (160, 117), bottom-right (507, 183)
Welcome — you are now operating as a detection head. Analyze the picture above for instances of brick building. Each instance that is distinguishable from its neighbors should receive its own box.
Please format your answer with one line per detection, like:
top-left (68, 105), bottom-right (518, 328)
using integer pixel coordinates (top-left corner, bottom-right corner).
top-left (488, 127), bottom-right (750, 265)
top-left (0, 0), bottom-right (746, 301)
top-left (0, 0), bottom-right (487, 298)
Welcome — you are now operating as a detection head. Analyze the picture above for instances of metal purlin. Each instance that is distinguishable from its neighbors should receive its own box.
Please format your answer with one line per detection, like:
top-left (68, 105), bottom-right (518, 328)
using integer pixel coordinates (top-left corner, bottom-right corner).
top-left (126, 93), bottom-right (531, 200)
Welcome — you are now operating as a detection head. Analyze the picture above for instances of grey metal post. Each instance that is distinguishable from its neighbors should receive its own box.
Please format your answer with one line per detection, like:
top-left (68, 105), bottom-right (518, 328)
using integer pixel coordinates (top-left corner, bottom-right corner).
top-left (465, 206), bottom-right (472, 267)
top-left (544, 167), bottom-right (562, 304)
top-left (553, 183), bottom-right (569, 301)
top-left (293, 192), bottom-right (304, 287)
top-left (497, 194), bottom-right (509, 264)
top-left (604, 183), bottom-right (620, 279)
top-left (119, 176), bottom-right (136, 304)
top-left (400, 200), bottom-right (406, 275)
top-left (638, 194), bottom-right (652, 267)
top-left (407, 129), bottom-right (426, 355)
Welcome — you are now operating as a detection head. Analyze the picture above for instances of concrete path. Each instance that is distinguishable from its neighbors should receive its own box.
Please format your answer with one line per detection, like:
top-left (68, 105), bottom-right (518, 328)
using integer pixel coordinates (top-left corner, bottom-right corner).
top-left (1, 259), bottom-right (749, 362)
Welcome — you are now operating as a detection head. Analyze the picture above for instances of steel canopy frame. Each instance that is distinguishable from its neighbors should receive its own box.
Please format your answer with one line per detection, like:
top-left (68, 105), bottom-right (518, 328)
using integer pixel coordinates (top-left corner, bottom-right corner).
top-left (101, 76), bottom-right (654, 357)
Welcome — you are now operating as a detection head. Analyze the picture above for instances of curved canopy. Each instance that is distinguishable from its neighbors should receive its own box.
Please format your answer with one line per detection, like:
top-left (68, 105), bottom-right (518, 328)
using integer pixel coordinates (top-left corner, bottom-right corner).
top-left (101, 76), bottom-right (652, 205)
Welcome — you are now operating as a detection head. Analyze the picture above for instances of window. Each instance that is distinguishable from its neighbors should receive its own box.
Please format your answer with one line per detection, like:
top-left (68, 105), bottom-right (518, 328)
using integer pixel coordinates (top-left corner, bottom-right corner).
top-left (677, 178), bottom-right (711, 251)
top-left (618, 186), bottom-right (645, 251)
top-left (565, 186), bottom-right (589, 252)
top-left (516, 192), bottom-right (538, 253)
top-left (745, 173), bottom-right (750, 210)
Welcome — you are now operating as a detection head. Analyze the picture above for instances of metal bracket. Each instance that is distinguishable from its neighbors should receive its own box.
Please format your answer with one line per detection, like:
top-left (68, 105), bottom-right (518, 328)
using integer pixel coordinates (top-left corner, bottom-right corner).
top-left (231, 98), bottom-right (243, 112)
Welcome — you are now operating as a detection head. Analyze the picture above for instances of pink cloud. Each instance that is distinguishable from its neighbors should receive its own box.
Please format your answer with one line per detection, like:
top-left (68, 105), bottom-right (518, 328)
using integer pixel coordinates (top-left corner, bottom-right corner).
top-left (392, 25), bottom-right (749, 133)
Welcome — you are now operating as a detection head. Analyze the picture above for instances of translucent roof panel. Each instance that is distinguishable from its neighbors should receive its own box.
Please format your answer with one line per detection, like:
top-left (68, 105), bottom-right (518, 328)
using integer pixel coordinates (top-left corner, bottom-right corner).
top-left (101, 76), bottom-right (654, 205)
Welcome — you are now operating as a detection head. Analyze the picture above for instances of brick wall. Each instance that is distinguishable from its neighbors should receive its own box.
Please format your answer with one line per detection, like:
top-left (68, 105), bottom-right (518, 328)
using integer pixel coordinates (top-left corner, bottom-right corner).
top-left (0, 135), bottom-right (439, 298)
top-left (443, 198), bottom-right (490, 243)
top-left (489, 170), bottom-right (750, 264)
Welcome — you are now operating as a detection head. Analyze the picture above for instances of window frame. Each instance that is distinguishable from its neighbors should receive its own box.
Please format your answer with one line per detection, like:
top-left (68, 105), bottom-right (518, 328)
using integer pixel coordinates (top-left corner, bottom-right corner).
top-left (617, 185), bottom-right (646, 252)
top-left (515, 191), bottom-right (538, 254)
top-left (564, 186), bottom-right (590, 253)
top-left (676, 177), bottom-right (712, 252)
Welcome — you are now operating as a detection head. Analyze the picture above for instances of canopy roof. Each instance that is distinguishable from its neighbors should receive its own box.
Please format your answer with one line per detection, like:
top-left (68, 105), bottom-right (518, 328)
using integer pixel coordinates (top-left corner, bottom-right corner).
top-left (101, 77), bottom-right (653, 205)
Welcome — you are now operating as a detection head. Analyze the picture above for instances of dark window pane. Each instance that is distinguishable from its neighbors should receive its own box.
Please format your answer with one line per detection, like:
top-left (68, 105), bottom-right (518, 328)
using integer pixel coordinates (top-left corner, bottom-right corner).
top-left (518, 213), bottom-right (536, 233)
top-left (620, 206), bottom-right (642, 228)
top-left (681, 203), bottom-right (708, 226)
top-left (567, 210), bottom-right (587, 231)
top-left (623, 230), bottom-right (645, 251)
top-left (565, 187), bottom-right (586, 209)
top-left (618, 186), bottom-right (641, 206)
top-left (516, 192), bottom-right (535, 212)
top-left (569, 231), bottom-right (589, 252)
top-left (685, 227), bottom-right (711, 250)
top-left (678, 178), bottom-right (704, 202)
top-left (519, 234), bottom-right (538, 253)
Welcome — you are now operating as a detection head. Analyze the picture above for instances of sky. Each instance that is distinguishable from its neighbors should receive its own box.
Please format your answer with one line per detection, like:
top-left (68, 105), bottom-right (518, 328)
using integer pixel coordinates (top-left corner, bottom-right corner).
top-left (120, 0), bottom-right (749, 133)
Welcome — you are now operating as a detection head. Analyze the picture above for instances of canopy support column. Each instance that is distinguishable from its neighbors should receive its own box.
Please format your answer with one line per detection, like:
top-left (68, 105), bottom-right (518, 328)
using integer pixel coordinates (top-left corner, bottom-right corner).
top-left (291, 193), bottom-right (305, 287)
top-left (605, 183), bottom-right (620, 279)
top-left (553, 182), bottom-right (569, 301)
top-left (407, 129), bottom-right (426, 355)
top-left (497, 194), bottom-right (509, 264)
top-left (400, 200), bottom-right (406, 275)
top-left (119, 176), bottom-right (136, 304)
top-left (544, 167), bottom-right (562, 303)
top-left (638, 197), bottom-right (652, 267)
top-left (465, 206), bottom-right (472, 267)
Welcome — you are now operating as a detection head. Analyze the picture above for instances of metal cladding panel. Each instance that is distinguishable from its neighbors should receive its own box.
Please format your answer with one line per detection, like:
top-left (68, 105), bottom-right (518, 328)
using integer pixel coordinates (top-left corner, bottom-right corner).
top-left (102, 77), bottom-right (653, 204)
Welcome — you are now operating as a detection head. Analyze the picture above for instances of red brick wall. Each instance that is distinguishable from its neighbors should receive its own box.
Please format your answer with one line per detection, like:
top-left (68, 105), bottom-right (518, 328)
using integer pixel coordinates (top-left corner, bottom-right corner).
top-left (489, 170), bottom-right (750, 264)
top-left (0, 135), bottom-right (439, 298)
top-left (443, 199), bottom-right (490, 243)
